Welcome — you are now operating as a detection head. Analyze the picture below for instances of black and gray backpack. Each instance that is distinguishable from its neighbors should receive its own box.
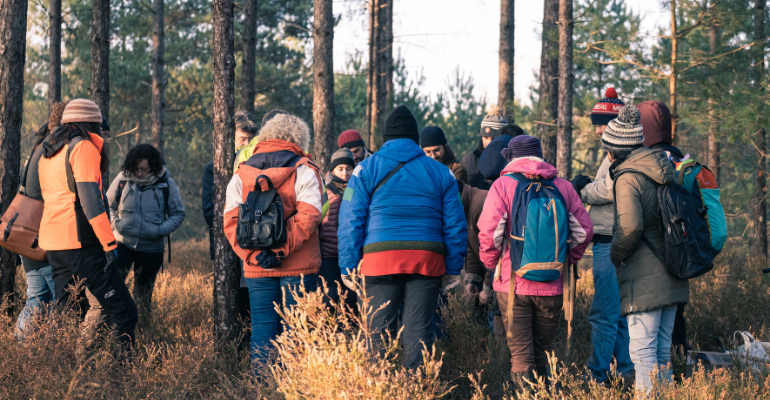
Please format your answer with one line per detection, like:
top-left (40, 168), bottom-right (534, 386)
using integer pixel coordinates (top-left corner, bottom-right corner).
top-left (237, 175), bottom-right (287, 249)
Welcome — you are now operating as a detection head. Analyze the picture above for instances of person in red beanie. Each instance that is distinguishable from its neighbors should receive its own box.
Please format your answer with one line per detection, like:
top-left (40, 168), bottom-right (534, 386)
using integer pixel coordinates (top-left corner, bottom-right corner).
top-left (337, 129), bottom-right (372, 164)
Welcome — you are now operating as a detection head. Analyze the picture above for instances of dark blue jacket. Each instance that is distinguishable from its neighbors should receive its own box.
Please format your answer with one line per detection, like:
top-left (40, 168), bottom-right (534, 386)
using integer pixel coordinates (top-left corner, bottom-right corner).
top-left (337, 139), bottom-right (467, 276)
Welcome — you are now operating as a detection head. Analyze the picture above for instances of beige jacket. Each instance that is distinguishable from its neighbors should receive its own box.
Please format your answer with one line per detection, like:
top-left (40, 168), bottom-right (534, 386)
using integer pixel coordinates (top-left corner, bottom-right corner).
top-left (580, 155), bottom-right (614, 237)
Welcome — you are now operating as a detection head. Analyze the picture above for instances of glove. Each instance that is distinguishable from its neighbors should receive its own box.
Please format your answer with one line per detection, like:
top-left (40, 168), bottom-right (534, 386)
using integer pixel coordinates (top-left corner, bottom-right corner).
top-left (479, 283), bottom-right (492, 305)
top-left (255, 249), bottom-right (281, 270)
top-left (341, 275), bottom-right (357, 291)
top-left (571, 174), bottom-right (592, 194)
top-left (441, 274), bottom-right (462, 295)
top-left (465, 283), bottom-right (480, 296)
top-left (104, 249), bottom-right (118, 272)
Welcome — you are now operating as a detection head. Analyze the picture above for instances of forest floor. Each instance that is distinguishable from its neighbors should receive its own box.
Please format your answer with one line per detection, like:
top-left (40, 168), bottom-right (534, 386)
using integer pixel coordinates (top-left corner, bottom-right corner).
top-left (1, 239), bottom-right (769, 399)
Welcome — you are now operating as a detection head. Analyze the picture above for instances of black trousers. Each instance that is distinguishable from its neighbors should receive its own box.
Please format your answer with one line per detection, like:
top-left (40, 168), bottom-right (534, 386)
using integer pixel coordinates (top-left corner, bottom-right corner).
top-left (672, 303), bottom-right (688, 352)
top-left (116, 243), bottom-right (164, 308)
top-left (363, 274), bottom-right (441, 369)
top-left (49, 245), bottom-right (138, 345)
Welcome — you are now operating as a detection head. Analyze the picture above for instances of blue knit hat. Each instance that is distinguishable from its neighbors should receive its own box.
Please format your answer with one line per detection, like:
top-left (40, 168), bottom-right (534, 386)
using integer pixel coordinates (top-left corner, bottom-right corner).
top-left (478, 135), bottom-right (512, 180)
top-left (501, 135), bottom-right (543, 163)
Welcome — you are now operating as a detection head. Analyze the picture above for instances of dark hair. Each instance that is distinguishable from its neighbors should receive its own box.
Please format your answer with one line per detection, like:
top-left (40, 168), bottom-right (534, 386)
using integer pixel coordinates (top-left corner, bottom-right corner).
top-left (122, 144), bottom-right (163, 176)
top-left (47, 122), bottom-right (101, 149)
top-left (235, 110), bottom-right (258, 135)
top-left (500, 124), bottom-right (524, 138)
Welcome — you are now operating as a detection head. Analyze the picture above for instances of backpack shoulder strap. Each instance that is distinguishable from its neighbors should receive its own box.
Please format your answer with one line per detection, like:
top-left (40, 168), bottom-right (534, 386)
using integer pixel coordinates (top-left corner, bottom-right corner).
top-left (372, 161), bottom-right (407, 195)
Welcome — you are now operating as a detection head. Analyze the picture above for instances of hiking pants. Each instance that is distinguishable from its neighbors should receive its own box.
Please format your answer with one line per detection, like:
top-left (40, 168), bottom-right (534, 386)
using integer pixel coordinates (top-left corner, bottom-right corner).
top-left (363, 274), bottom-right (441, 370)
top-left (49, 244), bottom-right (138, 345)
top-left (497, 291), bottom-right (562, 373)
top-left (116, 243), bottom-right (164, 309)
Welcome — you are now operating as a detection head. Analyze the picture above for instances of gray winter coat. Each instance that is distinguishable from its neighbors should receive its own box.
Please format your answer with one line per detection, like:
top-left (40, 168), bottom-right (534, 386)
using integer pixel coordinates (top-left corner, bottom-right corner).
top-left (580, 155), bottom-right (614, 237)
top-left (610, 147), bottom-right (689, 316)
top-left (107, 170), bottom-right (185, 253)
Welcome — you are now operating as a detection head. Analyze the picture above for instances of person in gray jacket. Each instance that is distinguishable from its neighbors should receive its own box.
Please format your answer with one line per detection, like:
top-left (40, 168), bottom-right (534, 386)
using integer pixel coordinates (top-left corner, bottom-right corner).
top-left (572, 88), bottom-right (634, 386)
top-left (107, 144), bottom-right (185, 310)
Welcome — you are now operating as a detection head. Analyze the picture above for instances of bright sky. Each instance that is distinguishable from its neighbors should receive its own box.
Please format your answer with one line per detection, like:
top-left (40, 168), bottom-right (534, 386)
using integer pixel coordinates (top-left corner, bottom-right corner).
top-left (333, 0), bottom-right (670, 107)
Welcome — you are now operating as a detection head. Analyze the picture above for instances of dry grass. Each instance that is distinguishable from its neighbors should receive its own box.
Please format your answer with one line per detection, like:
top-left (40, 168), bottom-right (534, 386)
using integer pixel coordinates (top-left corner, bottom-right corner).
top-left (0, 240), bottom-right (768, 399)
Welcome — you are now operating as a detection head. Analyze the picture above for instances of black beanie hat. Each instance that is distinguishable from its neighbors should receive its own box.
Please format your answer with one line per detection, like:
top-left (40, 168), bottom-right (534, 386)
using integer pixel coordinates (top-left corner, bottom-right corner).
top-left (330, 148), bottom-right (355, 171)
top-left (419, 126), bottom-right (448, 148)
top-left (261, 109), bottom-right (289, 128)
top-left (383, 105), bottom-right (420, 144)
top-left (478, 135), bottom-right (512, 180)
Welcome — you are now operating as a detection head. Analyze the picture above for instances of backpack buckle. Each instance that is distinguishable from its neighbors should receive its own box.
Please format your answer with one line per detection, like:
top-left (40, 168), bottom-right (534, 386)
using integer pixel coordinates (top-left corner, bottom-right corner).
top-left (254, 211), bottom-right (262, 217)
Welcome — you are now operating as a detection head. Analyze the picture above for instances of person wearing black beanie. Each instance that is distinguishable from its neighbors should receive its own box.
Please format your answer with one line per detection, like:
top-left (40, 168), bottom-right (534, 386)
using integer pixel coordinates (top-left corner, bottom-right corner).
top-left (420, 126), bottom-right (467, 182)
top-left (383, 105), bottom-right (420, 143)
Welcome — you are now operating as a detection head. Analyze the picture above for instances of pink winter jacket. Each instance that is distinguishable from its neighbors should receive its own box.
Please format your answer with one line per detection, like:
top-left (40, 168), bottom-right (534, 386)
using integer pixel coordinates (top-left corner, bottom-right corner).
top-left (478, 158), bottom-right (593, 296)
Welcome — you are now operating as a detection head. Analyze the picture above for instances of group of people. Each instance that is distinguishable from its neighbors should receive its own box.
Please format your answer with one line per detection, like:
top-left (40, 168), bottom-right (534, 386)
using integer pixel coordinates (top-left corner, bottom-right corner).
top-left (15, 89), bottom-right (693, 393)
top-left (18, 99), bottom-right (185, 351)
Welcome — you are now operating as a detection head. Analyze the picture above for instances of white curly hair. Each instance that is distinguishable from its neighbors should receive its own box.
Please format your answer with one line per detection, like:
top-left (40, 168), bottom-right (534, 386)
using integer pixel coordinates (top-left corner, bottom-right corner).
top-left (257, 113), bottom-right (310, 151)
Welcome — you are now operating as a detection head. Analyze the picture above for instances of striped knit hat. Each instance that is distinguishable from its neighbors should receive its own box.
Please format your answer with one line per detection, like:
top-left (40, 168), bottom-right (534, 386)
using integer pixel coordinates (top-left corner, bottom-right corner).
top-left (601, 104), bottom-right (644, 158)
top-left (330, 148), bottom-right (355, 171)
top-left (480, 106), bottom-right (508, 137)
top-left (591, 88), bottom-right (624, 126)
top-left (60, 99), bottom-right (103, 124)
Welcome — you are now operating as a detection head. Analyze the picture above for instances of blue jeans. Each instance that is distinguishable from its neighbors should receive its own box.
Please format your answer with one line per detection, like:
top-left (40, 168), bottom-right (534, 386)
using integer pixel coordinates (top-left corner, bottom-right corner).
top-left (246, 274), bottom-right (317, 371)
top-left (17, 266), bottom-right (55, 333)
top-left (627, 305), bottom-right (677, 393)
top-left (586, 243), bottom-right (634, 381)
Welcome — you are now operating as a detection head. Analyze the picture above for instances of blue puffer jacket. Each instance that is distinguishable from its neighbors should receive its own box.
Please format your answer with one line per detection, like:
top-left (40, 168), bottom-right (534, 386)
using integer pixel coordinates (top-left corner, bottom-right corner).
top-left (338, 138), bottom-right (467, 277)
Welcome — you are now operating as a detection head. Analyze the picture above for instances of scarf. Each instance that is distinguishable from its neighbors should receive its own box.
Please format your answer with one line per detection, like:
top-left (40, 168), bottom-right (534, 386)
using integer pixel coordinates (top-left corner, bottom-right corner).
top-left (125, 166), bottom-right (166, 187)
top-left (330, 174), bottom-right (348, 194)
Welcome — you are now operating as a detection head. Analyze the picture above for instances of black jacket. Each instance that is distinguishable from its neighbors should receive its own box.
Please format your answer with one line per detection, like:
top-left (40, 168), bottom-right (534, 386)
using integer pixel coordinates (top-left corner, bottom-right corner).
top-left (461, 139), bottom-right (485, 177)
top-left (202, 162), bottom-right (214, 260)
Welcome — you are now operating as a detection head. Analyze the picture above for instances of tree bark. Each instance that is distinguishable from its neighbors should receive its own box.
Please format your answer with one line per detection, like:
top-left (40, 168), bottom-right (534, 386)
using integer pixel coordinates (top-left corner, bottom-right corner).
top-left (707, 9), bottom-right (719, 183)
top-left (556, 0), bottom-right (573, 179)
top-left (151, 0), bottom-right (165, 157)
top-left (212, 0), bottom-right (240, 350)
top-left (384, 0), bottom-right (393, 110)
top-left (240, 0), bottom-right (257, 114)
top-left (0, 0), bottom-right (27, 308)
top-left (498, 0), bottom-right (514, 119)
top-left (753, 0), bottom-right (767, 259)
top-left (366, 0), bottom-right (374, 146)
top-left (539, 0), bottom-right (559, 166)
top-left (48, 0), bottom-right (61, 112)
top-left (669, 0), bottom-right (678, 144)
top-left (91, 0), bottom-right (109, 184)
top-left (312, 0), bottom-right (335, 172)
top-left (367, 0), bottom-right (390, 151)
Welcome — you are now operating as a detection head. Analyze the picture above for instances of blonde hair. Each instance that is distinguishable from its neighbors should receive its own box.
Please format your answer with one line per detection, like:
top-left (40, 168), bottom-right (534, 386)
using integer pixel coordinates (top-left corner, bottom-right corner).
top-left (258, 114), bottom-right (310, 151)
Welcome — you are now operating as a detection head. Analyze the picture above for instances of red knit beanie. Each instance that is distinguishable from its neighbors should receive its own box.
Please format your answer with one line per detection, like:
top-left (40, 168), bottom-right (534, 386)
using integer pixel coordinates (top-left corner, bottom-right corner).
top-left (338, 129), bottom-right (365, 149)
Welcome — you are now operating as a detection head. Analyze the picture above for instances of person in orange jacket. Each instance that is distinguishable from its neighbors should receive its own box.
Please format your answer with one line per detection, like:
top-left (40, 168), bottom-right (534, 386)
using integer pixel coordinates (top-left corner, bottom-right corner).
top-left (37, 99), bottom-right (138, 347)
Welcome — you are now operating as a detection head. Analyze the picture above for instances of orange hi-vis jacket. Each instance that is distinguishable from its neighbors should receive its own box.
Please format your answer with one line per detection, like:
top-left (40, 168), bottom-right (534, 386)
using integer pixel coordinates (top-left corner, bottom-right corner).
top-left (224, 140), bottom-right (323, 279)
top-left (38, 131), bottom-right (117, 252)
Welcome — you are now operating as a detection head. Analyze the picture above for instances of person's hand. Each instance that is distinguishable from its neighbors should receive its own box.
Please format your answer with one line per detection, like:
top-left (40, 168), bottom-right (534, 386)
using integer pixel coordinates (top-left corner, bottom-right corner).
top-left (255, 249), bottom-right (281, 270)
top-left (465, 283), bottom-right (480, 296)
top-left (104, 249), bottom-right (118, 272)
top-left (441, 274), bottom-right (462, 295)
top-left (341, 275), bottom-right (357, 291)
top-left (478, 290), bottom-right (489, 305)
top-left (571, 174), bottom-right (593, 193)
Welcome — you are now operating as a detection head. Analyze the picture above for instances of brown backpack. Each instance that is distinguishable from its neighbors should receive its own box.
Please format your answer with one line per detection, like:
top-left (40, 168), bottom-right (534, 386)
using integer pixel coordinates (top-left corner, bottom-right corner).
top-left (0, 146), bottom-right (47, 261)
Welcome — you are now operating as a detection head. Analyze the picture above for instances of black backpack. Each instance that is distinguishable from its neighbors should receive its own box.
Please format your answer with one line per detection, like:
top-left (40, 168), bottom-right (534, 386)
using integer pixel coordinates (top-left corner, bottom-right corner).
top-left (237, 175), bottom-right (287, 249)
top-left (614, 169), bottom-right (714, 279)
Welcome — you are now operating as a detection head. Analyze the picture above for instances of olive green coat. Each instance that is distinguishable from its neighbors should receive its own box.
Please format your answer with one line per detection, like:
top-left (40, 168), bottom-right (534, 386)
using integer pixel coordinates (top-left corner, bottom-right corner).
top-left (610, 148), bottom-right (689, 316)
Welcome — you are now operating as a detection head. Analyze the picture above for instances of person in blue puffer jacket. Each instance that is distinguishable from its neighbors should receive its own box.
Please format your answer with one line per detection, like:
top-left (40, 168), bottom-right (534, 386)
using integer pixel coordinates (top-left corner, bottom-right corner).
top-left (337, 105), bottom-right (467, 369)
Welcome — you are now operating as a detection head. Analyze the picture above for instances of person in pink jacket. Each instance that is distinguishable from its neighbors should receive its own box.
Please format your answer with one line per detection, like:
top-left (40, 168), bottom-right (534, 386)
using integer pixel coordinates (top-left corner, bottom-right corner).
top-left (478, 135), bottom-right (593, 384)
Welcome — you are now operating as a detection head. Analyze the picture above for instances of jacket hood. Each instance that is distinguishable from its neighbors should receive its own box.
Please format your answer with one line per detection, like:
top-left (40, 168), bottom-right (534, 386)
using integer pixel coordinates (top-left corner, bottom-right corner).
top-left (375, 138), bottom-right (426, 163)
top-left (638, 101), bottom-right (672, 148)
top-left (241, 139), bottom-right (313, 189)
top-left (501, 157), bottom-right (558, 180)
top-left (613, 147), bottom-right (674, 185)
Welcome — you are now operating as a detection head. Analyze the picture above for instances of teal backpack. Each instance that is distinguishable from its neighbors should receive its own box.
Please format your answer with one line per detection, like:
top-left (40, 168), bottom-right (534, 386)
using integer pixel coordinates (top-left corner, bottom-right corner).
top-left (674, 159), bottom-right (727, 256)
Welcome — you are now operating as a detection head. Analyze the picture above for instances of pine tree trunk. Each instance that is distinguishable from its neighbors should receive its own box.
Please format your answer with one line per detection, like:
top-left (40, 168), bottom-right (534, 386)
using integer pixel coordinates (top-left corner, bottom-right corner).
top-left (384, 0), bottom-right (393, 110)
top-left (240, 0), bottom-right (257, 114)
top-left (48, 0), bottom-right (61, 112)
top-left (498, 0), bottom-right (514, 119)
top-left (539, 0), bottom-right (559, 166)
top-left (707, 13), bottom-right (720, 183)
top-left (374, 0), bottom-right (389, 138)
top-left (366, 0), bottom-right (375, 147)
top-left (669, 0), bottom-right (678, 144)
top-left (0, 0), bottom-right (27, 308)
top-left (312, 0), bottom-right (335, 172)
top-left (151, 0), bottom-right (165, 157)
top-left (212, 0), bottom-right (240, 350)
top-left (91, 0), bottom-right (109, 184)
top-left (753, 0), bottom-right (767, 259)
top-left (556, 0), bottom-right (573, 179)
